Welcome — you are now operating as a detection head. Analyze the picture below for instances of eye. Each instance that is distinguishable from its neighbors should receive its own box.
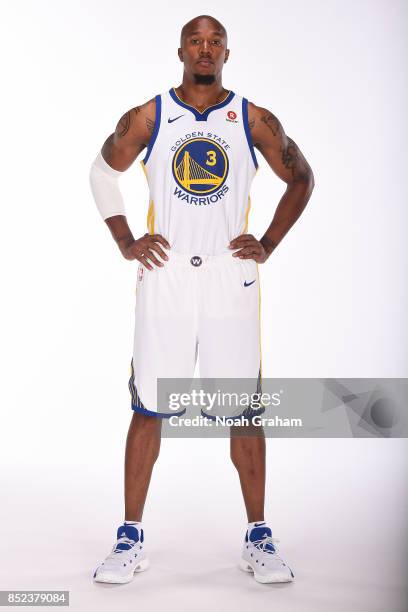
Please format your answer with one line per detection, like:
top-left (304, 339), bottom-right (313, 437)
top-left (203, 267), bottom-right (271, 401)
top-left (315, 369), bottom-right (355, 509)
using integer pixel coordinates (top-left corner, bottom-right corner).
top-left (212, 40), bottom-right (222, 46)
top-left (191, 38), bottom-right (200, 44)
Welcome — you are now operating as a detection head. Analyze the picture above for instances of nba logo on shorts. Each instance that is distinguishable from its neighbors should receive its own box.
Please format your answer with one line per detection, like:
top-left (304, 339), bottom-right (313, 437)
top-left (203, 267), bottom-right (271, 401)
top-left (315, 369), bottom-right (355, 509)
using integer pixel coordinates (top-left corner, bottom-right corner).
top-left (138, 266), bottom-right (144, 282)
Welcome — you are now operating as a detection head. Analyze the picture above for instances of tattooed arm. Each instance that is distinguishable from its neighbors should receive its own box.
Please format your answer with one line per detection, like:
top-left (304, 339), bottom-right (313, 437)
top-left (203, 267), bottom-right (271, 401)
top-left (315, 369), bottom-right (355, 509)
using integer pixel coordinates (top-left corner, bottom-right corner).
top-left (94, 99), bottom-right (170, 268)
top-left (229, 103), bottom-right (315, 262)
top-left (101, 98), bottom-right (155, 171)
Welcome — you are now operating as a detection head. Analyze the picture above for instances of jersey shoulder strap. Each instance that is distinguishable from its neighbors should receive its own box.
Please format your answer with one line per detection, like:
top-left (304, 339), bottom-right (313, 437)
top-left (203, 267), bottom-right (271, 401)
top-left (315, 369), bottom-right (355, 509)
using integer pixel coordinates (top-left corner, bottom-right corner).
top-left (143, 93), bottom-right (162, 164)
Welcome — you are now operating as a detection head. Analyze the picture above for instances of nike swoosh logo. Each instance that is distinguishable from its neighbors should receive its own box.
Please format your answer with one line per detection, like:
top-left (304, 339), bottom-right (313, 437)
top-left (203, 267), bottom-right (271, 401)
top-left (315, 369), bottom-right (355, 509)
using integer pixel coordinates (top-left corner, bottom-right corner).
top-left (254, 522), bottom-right (266, 527)
top-left (168, 115), bottom-right (185, 123)
top-left (244, 280), bottom-right (256, 287)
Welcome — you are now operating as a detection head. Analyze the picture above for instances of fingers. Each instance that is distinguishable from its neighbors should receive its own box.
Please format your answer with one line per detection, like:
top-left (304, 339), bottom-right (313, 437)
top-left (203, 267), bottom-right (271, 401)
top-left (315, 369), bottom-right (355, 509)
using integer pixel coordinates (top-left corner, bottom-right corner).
top-left (142, 248), bottom-right (165, 268)
top-left (145, 241), bottom-right (169, 262)
top-left (150, 234), bottom-right (171, 250)
top-left (229, 233), bottom-right (266, 261)
top-left (232, 245), bottom-right (262, 259)
top-left (138, 254), bottom-right (154, 270)
top-left (229, 234), bottom-right (255, 248)
top-left (136, 234), bottom-right (170, 270)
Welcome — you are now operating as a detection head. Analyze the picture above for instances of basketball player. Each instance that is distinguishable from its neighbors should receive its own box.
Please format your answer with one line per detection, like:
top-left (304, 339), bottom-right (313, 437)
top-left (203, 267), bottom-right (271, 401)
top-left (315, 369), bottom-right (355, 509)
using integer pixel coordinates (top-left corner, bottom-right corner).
top-left (89, 15), bottom-right (314, 585)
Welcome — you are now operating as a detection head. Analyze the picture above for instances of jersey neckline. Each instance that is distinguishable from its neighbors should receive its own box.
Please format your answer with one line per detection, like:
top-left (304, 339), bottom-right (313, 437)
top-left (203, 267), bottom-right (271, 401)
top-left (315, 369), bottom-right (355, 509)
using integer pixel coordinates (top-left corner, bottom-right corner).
top-left (169, 87), bottom-right (235, 121)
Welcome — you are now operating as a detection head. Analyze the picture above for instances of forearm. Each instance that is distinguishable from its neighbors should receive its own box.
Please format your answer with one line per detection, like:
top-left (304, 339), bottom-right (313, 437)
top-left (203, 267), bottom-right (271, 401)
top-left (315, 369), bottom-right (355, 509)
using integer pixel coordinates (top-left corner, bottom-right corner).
top-left (105, 215), bottom-right (135, 255)
top-left (89, 151), bottom-right (136, 255)
top-left (260, 177), bottom-right (314, 256)
top-left (89, 152), bottom-right (127, 219)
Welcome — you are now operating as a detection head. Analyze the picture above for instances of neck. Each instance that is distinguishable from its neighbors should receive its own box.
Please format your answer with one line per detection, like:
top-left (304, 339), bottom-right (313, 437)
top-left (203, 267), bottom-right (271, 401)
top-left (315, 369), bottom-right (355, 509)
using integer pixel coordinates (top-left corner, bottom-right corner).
top-left (176, 73), bottom-right (228, 109)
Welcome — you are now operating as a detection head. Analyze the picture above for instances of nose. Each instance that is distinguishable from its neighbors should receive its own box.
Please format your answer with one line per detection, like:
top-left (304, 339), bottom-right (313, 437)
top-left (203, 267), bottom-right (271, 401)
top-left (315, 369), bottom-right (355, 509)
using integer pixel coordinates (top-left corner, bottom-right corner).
top-left (200, 40), bottom-right (212, 54)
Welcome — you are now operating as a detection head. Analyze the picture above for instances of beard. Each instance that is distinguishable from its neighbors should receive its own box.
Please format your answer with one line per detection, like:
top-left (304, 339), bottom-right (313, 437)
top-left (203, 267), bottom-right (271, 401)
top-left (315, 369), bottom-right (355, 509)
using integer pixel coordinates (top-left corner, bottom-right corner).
top-left (193, 73), bottom-right (216, 85)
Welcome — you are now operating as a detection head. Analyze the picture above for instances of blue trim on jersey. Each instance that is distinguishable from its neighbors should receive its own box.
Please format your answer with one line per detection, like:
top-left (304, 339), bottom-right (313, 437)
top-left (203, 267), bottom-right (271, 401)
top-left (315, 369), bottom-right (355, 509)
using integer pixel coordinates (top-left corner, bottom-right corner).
top-left (143, 94), bottom-right (161, 164)
top-left (132, 403), bottom-right (186, 419)
top-left (169, 87), bottom-right (235, 121)
top-left (242, 98), bottom-right (259, 170)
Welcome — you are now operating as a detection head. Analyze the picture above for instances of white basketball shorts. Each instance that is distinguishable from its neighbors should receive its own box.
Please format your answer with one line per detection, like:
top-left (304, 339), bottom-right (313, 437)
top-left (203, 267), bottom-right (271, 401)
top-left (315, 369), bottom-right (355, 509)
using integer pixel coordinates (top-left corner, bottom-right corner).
top-left (128, 247), bottom-right (264, 419)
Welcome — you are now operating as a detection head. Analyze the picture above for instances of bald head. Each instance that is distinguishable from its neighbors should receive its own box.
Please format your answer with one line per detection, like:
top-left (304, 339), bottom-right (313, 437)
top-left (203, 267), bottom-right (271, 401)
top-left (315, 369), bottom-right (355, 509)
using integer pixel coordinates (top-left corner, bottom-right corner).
top-left (180, 15), bottom-right (227, 46)
top-left (177, 15), bottom-right (229, 83)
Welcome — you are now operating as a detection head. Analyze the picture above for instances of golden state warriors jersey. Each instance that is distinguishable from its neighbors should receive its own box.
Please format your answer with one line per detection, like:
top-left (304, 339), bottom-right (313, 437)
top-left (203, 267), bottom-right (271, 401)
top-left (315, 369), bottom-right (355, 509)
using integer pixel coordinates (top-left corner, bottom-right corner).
top-left (140, 87), bottom-right (259, 255)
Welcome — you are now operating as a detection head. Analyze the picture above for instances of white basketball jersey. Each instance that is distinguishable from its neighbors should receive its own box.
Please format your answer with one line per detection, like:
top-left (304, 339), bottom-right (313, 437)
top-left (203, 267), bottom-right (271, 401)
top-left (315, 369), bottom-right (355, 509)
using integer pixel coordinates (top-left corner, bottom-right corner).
top-left (140, 87), bottom-right (259, 255)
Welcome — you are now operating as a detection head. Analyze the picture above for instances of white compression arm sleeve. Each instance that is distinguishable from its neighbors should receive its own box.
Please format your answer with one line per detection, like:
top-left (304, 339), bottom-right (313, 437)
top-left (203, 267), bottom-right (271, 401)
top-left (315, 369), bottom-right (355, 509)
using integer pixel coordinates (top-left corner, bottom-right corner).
top-left (89, 151), bottom-right (126, 220)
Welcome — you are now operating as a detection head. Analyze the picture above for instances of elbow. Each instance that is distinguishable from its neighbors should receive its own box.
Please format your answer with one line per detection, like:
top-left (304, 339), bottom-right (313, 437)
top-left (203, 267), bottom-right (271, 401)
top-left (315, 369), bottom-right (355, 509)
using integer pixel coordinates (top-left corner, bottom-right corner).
top-left (309, 169), bottom-right (315, 189)
top-left (290, 169), bottom-right (315, 195)
top-left (300, 168), bottom-right (315, 197)
top-left (308, 170), bottom-right (315, 195)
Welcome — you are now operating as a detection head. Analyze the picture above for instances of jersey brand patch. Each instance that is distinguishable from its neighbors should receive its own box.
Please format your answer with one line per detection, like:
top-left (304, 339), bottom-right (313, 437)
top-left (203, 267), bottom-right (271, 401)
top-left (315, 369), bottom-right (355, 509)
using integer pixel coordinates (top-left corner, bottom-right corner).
top-left (168, 115), bottom-right (185, 123)
top-left (244, 279), bottom-right (256, 287)
top-left (226, 110), bottom-right (238, 123)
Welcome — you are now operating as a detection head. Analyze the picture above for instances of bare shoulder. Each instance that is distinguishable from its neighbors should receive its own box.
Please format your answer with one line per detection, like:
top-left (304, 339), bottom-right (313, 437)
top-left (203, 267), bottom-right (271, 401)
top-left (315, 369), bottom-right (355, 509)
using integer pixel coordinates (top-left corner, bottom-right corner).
top-left (247, 101), bottom-right (285, 146)
top-left (114, 97), bottom-right (156, 144)
top-left (101, 97), bottom-right (156, 170)
top-left (246, 101), bottom-right (314, 184)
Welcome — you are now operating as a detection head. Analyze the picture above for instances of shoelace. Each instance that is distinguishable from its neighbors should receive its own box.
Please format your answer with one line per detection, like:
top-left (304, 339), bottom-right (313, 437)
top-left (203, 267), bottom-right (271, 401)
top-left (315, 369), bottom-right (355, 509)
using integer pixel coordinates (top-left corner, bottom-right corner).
top-left (107, 536), bottom-right (136, 559)
top-left (252, 536), bottom-right (283, 558)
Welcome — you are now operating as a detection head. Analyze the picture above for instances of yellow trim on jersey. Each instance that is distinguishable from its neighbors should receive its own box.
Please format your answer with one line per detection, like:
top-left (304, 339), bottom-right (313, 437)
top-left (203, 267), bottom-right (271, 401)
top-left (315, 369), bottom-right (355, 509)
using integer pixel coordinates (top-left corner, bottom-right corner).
top-left (147, 200), bottom-right (155, 234)
top-left (256, 262), bottom-right (263, 385)
top-left (242, 195), bottom-right (252, 234)
top-left (172, 87), bottom-right (231, 114)
top-left (140, 160), bottom-right (155, 235)
top-left (140, 159), bottom-right (148, 178)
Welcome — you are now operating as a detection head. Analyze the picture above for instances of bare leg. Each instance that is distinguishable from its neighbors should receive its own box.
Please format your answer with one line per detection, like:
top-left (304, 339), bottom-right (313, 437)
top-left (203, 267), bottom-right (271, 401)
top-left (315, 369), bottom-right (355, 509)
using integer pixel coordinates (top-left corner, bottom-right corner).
top-left (230, 423), bottom-right (266, 522)
top-left (124, 411), bottom-right (162, 521)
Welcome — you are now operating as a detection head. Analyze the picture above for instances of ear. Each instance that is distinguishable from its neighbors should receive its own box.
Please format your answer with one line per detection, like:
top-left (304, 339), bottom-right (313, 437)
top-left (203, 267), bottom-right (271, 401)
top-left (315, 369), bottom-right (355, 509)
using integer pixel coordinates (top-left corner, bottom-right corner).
top-left (224, 48), bottom-right (230, 63)
top-left (178, 48), bottom-right (183, 62)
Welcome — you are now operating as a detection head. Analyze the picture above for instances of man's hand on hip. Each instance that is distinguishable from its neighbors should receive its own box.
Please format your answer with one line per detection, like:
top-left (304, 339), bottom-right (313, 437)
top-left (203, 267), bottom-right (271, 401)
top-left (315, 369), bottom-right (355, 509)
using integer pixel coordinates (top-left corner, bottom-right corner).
top-left (229, 234), bottom-right (269, 264)
top-left (121, 233), bottom-right (170, 270)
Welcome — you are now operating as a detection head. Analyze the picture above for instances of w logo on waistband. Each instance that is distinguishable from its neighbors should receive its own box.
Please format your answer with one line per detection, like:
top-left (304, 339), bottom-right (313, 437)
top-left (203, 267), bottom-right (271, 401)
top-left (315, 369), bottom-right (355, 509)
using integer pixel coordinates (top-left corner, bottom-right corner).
top-left (190, 256), bottom-right (202, 267)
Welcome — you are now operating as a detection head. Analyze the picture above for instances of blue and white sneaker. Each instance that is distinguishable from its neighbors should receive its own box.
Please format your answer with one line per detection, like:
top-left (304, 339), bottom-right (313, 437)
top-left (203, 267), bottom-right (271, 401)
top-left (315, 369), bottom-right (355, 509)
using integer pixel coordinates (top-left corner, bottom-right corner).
top-left (239, 523), bottom-right (294, 583)
top-left (93, 523), bottom-right (149, 584)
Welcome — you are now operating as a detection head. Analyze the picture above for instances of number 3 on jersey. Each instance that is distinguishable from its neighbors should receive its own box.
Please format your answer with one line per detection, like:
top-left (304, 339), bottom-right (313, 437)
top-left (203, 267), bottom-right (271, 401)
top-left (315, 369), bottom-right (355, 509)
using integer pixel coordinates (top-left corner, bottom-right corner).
top-left (206, 150), bottom-right (217, 166)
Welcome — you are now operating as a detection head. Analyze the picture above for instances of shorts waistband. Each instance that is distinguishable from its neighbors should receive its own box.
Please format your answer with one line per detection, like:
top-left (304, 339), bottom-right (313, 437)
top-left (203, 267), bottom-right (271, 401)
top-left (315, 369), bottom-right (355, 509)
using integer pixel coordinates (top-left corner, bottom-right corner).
top-left (161, 247), bottom-right (244, 268)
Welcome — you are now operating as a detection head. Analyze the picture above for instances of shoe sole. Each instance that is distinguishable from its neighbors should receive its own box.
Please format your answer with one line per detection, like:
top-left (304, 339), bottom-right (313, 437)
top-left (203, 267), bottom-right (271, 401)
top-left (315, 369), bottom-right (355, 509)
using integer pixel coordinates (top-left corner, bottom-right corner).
top-left (94, 557), bottom-right (150, 584)
top-left (239, 558), bottom-right (294, 584)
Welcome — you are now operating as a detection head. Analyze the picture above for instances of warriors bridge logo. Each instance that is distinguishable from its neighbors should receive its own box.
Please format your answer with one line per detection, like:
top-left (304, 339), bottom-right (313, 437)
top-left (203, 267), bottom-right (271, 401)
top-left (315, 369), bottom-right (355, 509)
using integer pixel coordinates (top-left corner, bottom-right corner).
top-left (172, 137), bottom-right (229, 205)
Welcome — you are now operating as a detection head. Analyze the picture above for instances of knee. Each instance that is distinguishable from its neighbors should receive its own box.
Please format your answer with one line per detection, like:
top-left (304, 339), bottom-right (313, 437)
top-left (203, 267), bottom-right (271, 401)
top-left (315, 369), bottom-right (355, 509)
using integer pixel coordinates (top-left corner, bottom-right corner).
top-left (131, 410), bottom-right (162, 430)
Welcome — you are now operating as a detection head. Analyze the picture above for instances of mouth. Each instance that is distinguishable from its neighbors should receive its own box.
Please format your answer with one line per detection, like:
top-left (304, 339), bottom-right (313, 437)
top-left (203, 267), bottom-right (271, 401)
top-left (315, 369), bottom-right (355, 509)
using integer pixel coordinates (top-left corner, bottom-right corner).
top-left (196, 59), bottom-right (214, 67)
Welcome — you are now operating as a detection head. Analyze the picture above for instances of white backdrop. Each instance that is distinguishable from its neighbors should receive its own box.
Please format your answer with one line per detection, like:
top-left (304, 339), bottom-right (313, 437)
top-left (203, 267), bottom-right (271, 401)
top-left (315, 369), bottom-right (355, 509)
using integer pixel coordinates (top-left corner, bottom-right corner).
top-left (0, 1), bottom-right (407, 611)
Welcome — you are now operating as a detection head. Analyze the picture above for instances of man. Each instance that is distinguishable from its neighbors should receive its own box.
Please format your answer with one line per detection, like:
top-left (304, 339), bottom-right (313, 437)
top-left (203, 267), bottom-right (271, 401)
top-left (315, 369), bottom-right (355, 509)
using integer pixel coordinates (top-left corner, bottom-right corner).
top-left (89, 14), bottom-right (314, 585)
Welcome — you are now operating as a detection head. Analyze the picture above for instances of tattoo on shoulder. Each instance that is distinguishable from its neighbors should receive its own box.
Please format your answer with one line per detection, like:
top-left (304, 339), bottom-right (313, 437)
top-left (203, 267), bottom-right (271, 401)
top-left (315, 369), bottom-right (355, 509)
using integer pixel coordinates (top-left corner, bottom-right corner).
top-left (117, 111), bottom-right (131, 137)
top-left (248, 118), bottom-right (255, 131)
top-left (116, 107), bottom-right (142, 138)
top-left (146, 117), bottom-right (155, 134)
top-left (258, 110), bottom-right (310, 181)
top-left (260, 112), bottom-right (282, 138)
